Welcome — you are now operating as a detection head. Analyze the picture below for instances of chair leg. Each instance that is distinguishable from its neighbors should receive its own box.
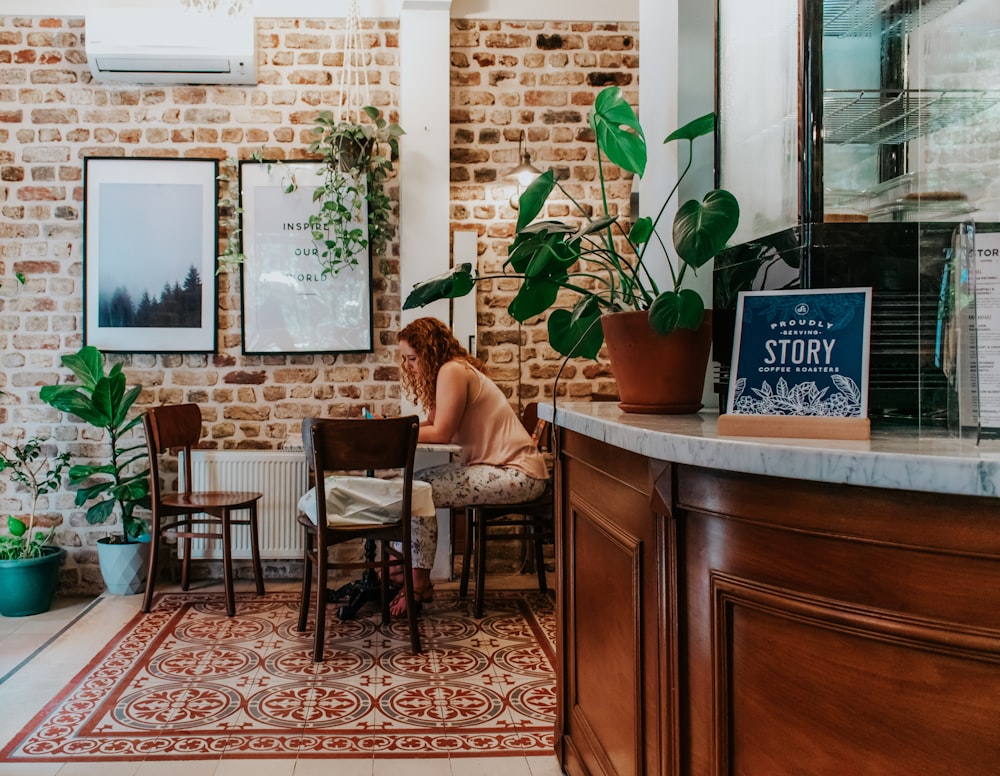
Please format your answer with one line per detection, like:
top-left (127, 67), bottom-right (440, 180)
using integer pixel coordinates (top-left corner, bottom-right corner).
top-left (397, 546), bottom-right (422, 654)
top-left (180, 534), bottom-right (191, 591)
top-left (459, 508), bottom-right (473, 599)
top-left (222, 511), bottom-right (236, 617)
top-left (297, 527), bottom-right (313, 634)
top-left (378, 542), bottom-right (392, 624)
top-left (474, 508), bottom-right (488, 619)
top-left (248, 505), bottom-right (265, 596)
top-left (532, 516), bottom-right (548, 594)
top-left (142, 527), bottom-right (160, 613)
top-left (313, 539), bottom-right (328, 662)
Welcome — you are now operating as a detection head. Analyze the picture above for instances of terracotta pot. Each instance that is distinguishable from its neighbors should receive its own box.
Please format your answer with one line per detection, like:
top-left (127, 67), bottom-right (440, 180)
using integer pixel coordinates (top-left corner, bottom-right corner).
top-left (600, 309), bottom-right (713, 414)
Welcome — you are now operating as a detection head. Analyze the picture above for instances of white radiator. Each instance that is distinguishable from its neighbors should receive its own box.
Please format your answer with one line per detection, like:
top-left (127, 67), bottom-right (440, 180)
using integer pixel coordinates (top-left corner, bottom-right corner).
top-left (182, 450), bottom-right (308, 560)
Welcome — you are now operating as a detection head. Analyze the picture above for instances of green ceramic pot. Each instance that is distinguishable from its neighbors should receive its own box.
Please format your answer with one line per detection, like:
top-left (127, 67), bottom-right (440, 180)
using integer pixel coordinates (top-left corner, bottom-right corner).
top-left (0, 546), bottom-right (66, 617)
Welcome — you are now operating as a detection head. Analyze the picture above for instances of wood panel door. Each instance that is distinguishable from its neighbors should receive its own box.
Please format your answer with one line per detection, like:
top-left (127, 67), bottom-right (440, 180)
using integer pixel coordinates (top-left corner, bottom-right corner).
top-left (558, 431), bottom-right (675, 776)
top-left (674, 465), bottom-right (1000, 775)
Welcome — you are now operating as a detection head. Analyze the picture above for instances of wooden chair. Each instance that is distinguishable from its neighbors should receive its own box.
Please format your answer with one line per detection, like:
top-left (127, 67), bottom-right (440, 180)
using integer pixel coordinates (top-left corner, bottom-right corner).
top-left (459, 402), bottom-right (553, 618)
top-left (296, 415), bottom-right (423, 661)
top-left (141, 403), bottom-right (265, 616)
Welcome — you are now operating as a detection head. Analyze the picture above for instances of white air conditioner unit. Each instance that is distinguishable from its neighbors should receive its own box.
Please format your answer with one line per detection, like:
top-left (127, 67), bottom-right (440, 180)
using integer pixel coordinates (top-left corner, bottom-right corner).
top-left (85, 7), bottom-right (258, 85)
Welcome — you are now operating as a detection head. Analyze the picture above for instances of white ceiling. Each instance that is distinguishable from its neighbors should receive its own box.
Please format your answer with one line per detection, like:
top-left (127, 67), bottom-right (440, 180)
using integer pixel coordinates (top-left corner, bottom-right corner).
top-left (9, 0), bottom-right (639, 21)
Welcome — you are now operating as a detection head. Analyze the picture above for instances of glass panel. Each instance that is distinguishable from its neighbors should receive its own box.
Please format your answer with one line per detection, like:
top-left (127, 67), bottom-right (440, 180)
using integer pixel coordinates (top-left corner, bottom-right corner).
top-left (822, 2), bottom-right (882, 216)
top-left (823, 0), bottom-right (1000, 224)
top-left (944, 222), bottom-right (979, 438)
top-left (718, 0), bottom-right (800, 243)
top-left (714, 0), bottom-right (1000, 432)
top-left (907, 1), bottom-right (1000, 224)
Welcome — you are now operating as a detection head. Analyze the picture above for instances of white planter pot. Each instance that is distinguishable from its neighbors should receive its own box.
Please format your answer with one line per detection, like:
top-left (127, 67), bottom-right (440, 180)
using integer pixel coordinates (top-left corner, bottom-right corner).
top-left (97, 538), bottom-right (151, 596)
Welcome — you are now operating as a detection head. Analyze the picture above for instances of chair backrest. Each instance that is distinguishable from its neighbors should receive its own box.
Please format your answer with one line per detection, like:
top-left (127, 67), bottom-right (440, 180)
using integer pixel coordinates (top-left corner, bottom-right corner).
top-left (143, 403), bottom-right (203, 499)
top-left (302, 414), bottom-right (421, 484)
top-left (302, 416), bottom-right (421, 532)
top-left (521, 402), bottom-right (551, 453)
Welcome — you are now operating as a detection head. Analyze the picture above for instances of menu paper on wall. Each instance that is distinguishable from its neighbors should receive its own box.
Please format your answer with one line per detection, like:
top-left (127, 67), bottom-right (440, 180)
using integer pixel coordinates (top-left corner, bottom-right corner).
top-left (961, 231), bottom-right (1000, 430)
top-left (720, 288), bottom-right (872, 439)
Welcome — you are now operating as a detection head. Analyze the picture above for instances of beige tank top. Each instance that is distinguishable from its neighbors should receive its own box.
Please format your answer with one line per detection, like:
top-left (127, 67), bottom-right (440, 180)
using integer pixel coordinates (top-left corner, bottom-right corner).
top-left (450, 365), bottom-right (549, 481)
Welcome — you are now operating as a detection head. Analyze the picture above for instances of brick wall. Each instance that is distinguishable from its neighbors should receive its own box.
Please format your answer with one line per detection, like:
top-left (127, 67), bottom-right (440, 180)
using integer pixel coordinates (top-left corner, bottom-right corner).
top-left (450, 19), bottom-right (638, 406)
top-left (0, 14), bottom-right (638, 594)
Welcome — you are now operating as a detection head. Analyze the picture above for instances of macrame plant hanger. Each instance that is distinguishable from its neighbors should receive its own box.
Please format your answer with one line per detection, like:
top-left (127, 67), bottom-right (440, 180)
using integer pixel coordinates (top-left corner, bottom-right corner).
top-left (336, 0), bottom-right (372, 126)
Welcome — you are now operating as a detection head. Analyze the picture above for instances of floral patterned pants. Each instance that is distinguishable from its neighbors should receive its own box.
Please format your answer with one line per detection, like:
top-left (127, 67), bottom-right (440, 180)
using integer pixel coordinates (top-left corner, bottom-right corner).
top-left (405, 463), bottom-right (549, 570)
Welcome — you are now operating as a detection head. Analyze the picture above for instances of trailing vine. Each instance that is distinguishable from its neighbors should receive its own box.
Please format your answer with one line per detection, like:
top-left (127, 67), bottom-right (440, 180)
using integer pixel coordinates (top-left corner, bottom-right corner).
top-left (307, 105), bottom-right (403, 276)
top-left (215, 109), bottom-right (402, 280)
top-left (216, 2), bottom-right (402, 279)
top-left (215, 155), bottom-right (246, 273)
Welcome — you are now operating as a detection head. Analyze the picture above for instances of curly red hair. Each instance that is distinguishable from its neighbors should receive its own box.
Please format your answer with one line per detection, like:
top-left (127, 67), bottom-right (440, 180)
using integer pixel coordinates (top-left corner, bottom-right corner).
top-left (399, 317), bottom-right (483, 412)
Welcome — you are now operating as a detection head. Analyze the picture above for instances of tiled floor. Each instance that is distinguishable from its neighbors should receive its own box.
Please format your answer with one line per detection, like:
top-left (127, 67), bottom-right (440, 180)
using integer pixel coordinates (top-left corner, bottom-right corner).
top-left (0, 578), bottom-right (565, 776)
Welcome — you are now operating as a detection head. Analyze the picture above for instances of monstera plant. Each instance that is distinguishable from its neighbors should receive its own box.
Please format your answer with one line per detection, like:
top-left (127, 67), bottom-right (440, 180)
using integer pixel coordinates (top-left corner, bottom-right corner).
top-left (404, 85), bottom-right (740, 360)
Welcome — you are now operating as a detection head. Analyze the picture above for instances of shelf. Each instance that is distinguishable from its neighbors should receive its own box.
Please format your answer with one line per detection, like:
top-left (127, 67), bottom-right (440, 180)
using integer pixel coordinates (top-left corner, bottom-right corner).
top-left (867, 198), bottom-right (977, 222)
top-left (823, 88), bottom-right (1000, 144)
top-left (824, 0), bottom-right (970, 38)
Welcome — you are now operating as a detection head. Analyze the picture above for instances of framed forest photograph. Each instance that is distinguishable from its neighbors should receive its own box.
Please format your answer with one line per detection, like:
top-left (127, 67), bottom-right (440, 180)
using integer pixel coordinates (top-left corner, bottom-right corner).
top-left (83, 157), bottom-right (218, 353)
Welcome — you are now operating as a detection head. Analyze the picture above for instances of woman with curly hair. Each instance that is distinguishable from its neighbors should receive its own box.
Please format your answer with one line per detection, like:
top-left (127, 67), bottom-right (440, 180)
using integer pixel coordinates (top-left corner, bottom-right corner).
top-left (393, 316), bottom-right (549, 615)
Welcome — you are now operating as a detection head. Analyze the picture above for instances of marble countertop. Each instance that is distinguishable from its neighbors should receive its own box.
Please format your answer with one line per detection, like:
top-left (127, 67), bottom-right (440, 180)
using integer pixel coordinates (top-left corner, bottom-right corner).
top-left (538, 402), bottom-right (1000, 499)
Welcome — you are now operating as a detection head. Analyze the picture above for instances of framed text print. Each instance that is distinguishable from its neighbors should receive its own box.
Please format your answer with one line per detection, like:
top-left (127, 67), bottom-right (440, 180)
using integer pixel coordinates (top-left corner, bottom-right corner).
top-left (719, 287), bottom-right (873, 440)
top-left (83, 157), bottom-right (218, 353)
top-left (239, 160), bottom-right (373, 355)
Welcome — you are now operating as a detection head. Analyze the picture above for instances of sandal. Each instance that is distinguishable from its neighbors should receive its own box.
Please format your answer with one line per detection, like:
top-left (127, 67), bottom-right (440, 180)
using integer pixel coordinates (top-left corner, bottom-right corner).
top-left (389, 584), bottom-right (434, 618)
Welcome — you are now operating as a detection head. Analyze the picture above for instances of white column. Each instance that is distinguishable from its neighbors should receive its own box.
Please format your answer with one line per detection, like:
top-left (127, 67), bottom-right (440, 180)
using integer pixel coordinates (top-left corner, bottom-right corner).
top-left (398, 0), bottom-right (452, 329)
top-left (398, 1), bottom-right (454, 582)
top-left (640, 0), bottom-right (718, 408)
top-left (638, 0), bottom-right (679, 296)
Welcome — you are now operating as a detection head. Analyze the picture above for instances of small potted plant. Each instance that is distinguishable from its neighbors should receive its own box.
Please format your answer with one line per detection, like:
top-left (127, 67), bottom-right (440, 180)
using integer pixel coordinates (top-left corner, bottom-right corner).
top-left (0, 436), bottom-right (72, 616)
top-left (307, 105), bottom-right (403, 275)
top-left (217, 107), bottom-right (403, 280)
top-left (404, 86), bottom-right (741, 413)
top-left (40, 346), bottom-right (152, 595)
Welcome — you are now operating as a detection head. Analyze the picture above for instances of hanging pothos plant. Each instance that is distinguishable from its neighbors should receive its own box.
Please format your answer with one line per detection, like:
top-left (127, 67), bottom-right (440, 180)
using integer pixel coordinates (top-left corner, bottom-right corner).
top-left (307, 105), bottom-right (403, 276)
top-left (215, 106), bottom-right (403, 278)
top-left (216, 155), bottom-right (246, 272)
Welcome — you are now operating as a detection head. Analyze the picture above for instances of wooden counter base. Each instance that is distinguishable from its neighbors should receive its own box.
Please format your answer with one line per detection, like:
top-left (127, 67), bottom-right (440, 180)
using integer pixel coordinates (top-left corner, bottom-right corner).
top-left (556, 430), bottom-right (1000, 776)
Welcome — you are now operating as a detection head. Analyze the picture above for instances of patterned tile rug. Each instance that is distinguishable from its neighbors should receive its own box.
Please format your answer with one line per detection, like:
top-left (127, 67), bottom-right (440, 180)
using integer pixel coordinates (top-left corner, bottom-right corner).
top-left (0, 589), bottom-right (556, 762)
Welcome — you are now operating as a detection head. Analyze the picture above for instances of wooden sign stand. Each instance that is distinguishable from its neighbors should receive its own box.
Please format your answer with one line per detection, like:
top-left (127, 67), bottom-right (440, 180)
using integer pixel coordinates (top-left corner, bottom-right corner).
top-left (720, 287), bottom-right (874, 442)
top-left (717, 413), bottom-right (871, 441)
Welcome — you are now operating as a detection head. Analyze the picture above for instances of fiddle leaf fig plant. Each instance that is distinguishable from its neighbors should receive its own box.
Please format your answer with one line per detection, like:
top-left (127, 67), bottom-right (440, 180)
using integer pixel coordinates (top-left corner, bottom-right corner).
top-left (404, 86), bottom-right (740, 359)
top-left (39, 346), bottom-right (150, 543)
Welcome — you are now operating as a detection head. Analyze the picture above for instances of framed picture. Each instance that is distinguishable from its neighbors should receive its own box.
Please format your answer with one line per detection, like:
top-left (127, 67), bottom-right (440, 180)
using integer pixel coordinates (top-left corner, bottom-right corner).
top-left (83, 157), bottom-right (218, 353)
top-left (239, 160), bottom-right (373, 355)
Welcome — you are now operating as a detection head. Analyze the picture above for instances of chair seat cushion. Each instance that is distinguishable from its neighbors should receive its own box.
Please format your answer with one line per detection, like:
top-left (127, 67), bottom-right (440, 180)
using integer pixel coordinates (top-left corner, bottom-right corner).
top-left (298, 475), bottom-right (435, 526)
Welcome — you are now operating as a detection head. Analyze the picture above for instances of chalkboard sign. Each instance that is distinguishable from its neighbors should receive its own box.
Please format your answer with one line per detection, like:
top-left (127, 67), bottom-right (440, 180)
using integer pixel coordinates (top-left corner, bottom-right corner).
top-left (719, 288), bottom-right (872, 439)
